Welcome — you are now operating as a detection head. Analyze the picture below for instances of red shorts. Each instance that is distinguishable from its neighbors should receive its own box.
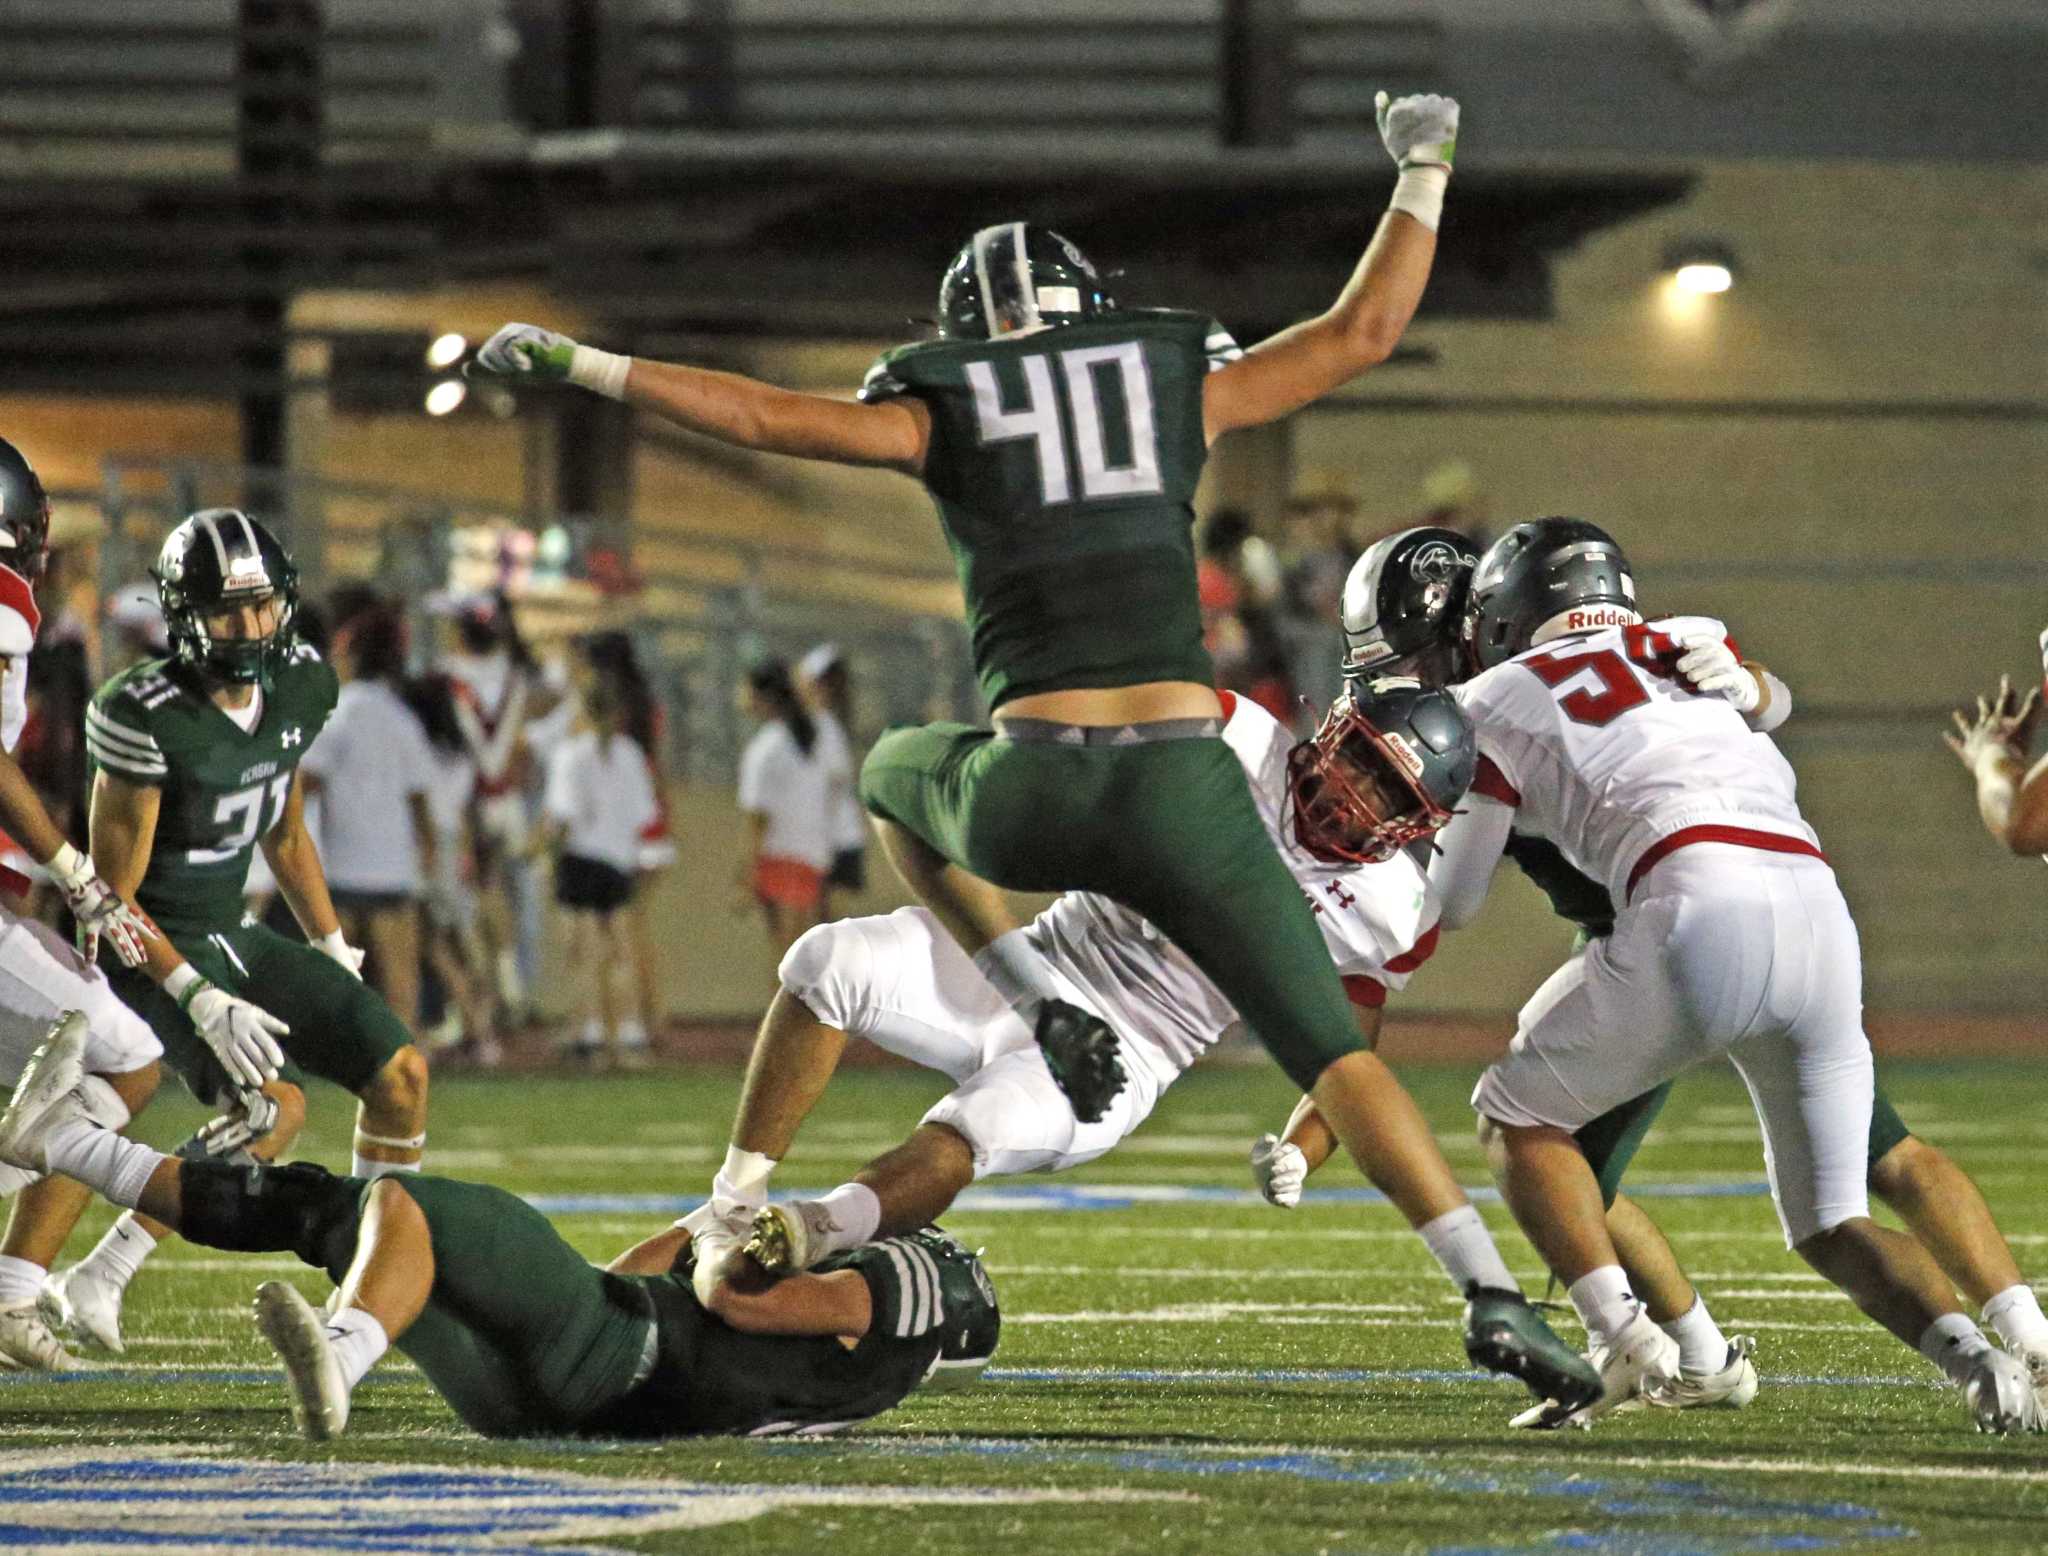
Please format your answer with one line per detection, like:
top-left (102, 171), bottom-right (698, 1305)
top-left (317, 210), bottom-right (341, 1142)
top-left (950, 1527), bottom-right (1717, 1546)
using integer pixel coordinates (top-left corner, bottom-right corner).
top-left (754, 856), bottom-right (825, 912)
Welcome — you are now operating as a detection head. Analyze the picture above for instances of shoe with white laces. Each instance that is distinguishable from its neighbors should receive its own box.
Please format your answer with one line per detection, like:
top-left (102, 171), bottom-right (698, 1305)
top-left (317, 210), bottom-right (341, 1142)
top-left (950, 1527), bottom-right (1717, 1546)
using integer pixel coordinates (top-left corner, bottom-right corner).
top-left (253, 1281), bottom-right (350, 1441)
top-left (1647, 1335), bottom-right (1759, 1410)
top-left (685, 1200), bottom-right (760, 1307)
top-left (1511, 1307), bottom-right (1681, 1429)
top-left (40, 1263), bottom-right (127, 1355)
top-left (744, 1200), bottom-right (838, 1277)
top-left (1966, 1349), bottom-right (2047, 1435)
top-left (2010, 1340), bottom-right (2048, 1418)
top-left (0, 1013), bottom-right (89, 1172)
top-left (0, 1301), bottom-right (83, 1371)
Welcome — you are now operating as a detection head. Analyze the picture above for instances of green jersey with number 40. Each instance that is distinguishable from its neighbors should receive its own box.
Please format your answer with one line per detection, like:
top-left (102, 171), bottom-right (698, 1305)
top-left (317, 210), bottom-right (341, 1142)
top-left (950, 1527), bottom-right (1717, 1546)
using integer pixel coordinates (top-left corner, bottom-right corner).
top-left (861, 309), bottom-right (1241, 710)
top-left (85, 646), bottom-right (337, 933)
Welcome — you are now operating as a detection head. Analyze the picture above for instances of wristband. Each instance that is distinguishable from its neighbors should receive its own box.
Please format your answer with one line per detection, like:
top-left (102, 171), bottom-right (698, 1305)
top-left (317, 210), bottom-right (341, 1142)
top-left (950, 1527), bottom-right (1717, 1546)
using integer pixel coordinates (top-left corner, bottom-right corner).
top-left (167, 965), bottom-right (210, 1012)
top-left (1389, 164), bottom-right (1449, 233)
top-left (47, 841), bottom-right (91, 889)
top-left (568, 344), bottom-right (632, 401)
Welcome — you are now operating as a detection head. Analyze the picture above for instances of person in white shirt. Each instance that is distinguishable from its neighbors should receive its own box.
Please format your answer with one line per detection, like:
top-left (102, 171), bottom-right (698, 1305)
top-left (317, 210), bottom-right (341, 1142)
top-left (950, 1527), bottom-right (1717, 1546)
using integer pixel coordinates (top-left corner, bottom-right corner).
top-left (300, 604), bottom-right (441, 1030)
top-left (540, 675), bottom-right (657, 1069)
top-left (736, 660), bottom-right (846, 958)
top-left (799, 643), bottom-right (868, 918)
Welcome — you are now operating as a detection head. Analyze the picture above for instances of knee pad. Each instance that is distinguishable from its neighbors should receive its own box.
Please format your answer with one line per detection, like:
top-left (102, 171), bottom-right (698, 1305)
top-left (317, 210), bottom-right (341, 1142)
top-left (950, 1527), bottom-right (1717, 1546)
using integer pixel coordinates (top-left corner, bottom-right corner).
top-left (74, 1074), bottom-right (132, 1133)
top-left (777, 919), bottom-right (870, 1031)
top-left (179, 1159), bottom-right (360, 1272)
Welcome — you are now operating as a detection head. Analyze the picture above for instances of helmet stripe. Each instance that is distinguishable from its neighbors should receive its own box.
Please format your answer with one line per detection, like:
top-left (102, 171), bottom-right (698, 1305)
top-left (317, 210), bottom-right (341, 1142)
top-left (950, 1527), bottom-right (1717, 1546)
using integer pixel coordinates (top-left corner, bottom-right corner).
top-left (198, 510), bottom-right (233, 579)
top-left (970, 225), bottom-right (1003, 338)
top-left (1008, 219), bottom-right (1039, 333)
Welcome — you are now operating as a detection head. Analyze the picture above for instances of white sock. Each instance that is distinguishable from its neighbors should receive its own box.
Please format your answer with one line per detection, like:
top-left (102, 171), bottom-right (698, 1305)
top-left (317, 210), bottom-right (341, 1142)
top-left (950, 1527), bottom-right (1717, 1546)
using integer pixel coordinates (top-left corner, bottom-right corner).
top-left (1920, 1312), bottom-right (1994, 1386)
top-left (1417, 1205), bottom-right (1516, 1296)
top-left (712, 1145), bottom-right (777, 1210)
top-left (0, 1253), bottom-right (46, 1310)
top-left (80, 1214), bottom-right (159, 1289)
top-left (352, 1127), bottom-right (425, 1181)
top-left (1660, 1294), bottom-right (1731, 1373)
top-left (42, 1121), bottom-right (165, 1211)
top-left (1567, 1265), bottom-right (1640, 1349)
top-left (323, 1304), bottom-right (390, 1390)
top-left (1981, 1283), bottom-right (2048, 1352)
top-left (972, 929), bottom-right (1063, 1020)
top-left (811, 1181), bottom-right (882, 1260)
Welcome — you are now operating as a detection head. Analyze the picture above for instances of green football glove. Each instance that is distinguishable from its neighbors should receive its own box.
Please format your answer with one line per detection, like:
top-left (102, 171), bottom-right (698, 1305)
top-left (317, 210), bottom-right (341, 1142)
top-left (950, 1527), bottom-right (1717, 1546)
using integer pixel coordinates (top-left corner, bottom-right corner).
top-left (467, 322), bottom-right (579, 383)
top-left (1375, 90), bottom-right (1459, 171)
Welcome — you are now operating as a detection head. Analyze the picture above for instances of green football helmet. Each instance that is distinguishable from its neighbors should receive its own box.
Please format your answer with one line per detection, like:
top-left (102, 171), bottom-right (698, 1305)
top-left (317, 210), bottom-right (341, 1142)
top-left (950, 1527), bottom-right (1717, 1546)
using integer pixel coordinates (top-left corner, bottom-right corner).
top-left (153, 508), bottom-right (302, 688)
top-left (936, 223), bottom-right (1116, 340)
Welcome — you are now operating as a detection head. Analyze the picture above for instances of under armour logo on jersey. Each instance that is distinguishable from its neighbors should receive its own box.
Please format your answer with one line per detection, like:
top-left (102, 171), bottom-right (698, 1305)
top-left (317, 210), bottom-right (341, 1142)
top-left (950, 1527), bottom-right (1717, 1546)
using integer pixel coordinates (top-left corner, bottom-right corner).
top-left (1322, 880), bottom-right (1358, 911)
top-left (280, 726), bottom-right (302, 748)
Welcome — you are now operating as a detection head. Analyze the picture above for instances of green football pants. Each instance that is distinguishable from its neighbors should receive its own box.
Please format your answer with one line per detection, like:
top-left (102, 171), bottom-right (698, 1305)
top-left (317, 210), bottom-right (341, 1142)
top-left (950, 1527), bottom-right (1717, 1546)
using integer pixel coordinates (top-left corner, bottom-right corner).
top-left (333, 1175), bottom-right (651, 1438)
top-left (1576, 1081), bottom-right (1915, 1207)
top-left (112, 919), bottom-right (412, 1106)
top-left (861, 723), bottom-right (1362, 1092)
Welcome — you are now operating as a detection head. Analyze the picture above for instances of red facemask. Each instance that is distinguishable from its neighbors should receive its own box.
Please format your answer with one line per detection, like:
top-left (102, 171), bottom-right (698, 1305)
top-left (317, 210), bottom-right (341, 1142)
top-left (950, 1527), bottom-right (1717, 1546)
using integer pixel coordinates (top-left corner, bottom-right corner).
top-left (1285, 700), bottom-right (1455, 865)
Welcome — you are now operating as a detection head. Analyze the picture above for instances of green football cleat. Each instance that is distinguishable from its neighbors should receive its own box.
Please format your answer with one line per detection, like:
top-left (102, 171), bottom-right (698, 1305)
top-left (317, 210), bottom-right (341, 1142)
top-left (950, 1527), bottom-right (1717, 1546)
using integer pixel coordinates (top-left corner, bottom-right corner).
top-left (1462, 1285), bottom-right (1603, 1417)
top-left (1033, 999), bottom-right (1126, 1125)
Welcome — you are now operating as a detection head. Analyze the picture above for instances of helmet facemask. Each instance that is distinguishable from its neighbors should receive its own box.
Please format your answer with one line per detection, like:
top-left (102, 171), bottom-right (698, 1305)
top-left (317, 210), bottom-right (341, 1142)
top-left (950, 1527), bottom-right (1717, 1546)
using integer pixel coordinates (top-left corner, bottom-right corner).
top-left (1286, 699), bottom-right (1456, 865)
top-left (176, 588), bottom-right (296, 687)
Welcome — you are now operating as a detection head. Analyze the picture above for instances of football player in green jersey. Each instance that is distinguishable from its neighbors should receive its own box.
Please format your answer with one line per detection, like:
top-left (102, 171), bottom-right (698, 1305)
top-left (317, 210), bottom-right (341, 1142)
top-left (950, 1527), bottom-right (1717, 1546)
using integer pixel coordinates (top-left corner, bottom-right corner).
top-left (465, 93), bottom-right (1599, 1413)
top-left (2, 1015), bottom-right (996, 1442)
top-left (39, 509), bottom-right (431, 1355)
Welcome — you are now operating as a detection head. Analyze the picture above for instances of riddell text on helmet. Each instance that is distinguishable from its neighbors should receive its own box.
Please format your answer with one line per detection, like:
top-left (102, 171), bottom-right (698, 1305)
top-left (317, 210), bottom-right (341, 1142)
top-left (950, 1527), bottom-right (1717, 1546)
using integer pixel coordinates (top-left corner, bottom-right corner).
top-left (1563, 607), bottom-right (1635, 631)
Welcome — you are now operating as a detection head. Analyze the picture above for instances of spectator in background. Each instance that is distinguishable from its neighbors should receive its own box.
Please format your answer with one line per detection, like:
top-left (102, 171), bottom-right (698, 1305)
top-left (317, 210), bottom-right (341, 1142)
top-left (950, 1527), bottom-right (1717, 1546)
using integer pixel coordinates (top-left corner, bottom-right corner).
top-left (583, 631), bottom-right (670, 1059)
top-left (540, 672), bottom-right (657, 1069)
top-left (1197, 508), bottom-right (1296, 726)
top-left (402, 672), bottom-right (499, 1068)
top-left (440, 592), bottom-right (555, 1031)
top-left (1276, 469), bottom-right (1362, 720)
top-left (736, 659), bottom-right (843, 959)
top-left (104, 578), bottom-right (169, 669)
top-left (799, 642), bottom-right (868, 918)
top-left (301, 602), bottom-right (440, 1031)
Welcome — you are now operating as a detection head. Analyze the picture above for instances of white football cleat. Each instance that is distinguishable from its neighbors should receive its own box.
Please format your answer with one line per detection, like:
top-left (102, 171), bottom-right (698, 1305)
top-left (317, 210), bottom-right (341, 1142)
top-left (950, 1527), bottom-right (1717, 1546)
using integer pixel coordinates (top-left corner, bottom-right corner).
top-left (1512, 1308), bottom-right (1680, 1429)
top-left (744, 1200), bottom-right (837, 1277)
top-left (0, 1302), bottom-right (84, 1371)
top-left (1966, 1349), bottom-right (2046, 1435)
top-left (1647, 1335), bottom-right (1759, 1410)
top-left (40, 1263), bottom-right (127, 1355)
top-left (685, 1200), bottom-right (760, 1308)
top-left (254, 1281), bottom-right (350, 1441)
top-left (0, 1013), bottom-right (90, 1172)
top-left (2009, 1340), bottom-right (2048, 1418)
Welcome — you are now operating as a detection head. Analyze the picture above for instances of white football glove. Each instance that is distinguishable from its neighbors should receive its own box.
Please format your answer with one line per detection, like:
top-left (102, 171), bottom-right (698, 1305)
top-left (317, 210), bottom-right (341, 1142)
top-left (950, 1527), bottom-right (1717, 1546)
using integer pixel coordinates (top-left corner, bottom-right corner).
top-left (1251, 1132), bottom-right (1307, 1209)
top-left (191, 1086), bottom-right (282, 1160)
top-left (2037, 625), bottom-right (2047, 679)
top-left (1375, 91), bottom-right (1459, 170)
top-left (314, 929), bottom-right (366, 979)
top-left (1674, 631), bottom-right (1760, 716)
top-left (468, 322), bottom-right (578, 383)
top-left (183, 981), bottom-right (289, 1091)
top-left (48, 843), bottom-right (156, 968)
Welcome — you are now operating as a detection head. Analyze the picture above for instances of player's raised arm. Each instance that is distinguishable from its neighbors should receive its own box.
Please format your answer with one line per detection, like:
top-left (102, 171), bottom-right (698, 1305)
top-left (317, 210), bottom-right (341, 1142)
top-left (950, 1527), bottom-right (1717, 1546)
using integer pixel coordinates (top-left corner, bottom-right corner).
top-left (466, 326), bottom-right (932, 474)
top-left (1202, 92), bottom-right (1457, 444)
top-left (1947, 670), bottom-right (2048, 855)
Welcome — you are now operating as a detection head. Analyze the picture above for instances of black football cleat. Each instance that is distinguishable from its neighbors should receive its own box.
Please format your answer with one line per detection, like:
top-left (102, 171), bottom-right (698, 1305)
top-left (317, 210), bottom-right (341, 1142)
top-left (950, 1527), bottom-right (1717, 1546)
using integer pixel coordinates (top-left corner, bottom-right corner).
top-left (1033, 999), bottom-right (1127, 1125)
top-left (1462, 1285), bottom-right (1603, 1417)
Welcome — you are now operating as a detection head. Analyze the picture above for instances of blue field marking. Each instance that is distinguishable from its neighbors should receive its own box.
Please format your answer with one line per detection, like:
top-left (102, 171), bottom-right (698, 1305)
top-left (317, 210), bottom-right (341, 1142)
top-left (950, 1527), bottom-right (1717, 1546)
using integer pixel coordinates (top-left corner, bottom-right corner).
top-left (764, 1439), bottom-right (1915, 1553)
top-left (525, 1179), bottom-right (1774, 1216)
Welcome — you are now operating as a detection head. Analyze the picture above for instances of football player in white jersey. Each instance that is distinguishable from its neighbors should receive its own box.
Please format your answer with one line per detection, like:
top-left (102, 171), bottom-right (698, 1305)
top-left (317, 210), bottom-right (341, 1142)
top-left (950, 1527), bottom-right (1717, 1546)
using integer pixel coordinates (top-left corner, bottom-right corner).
top-left (685, 678), bottom-right (1605, 1415)
top-left (0, 438), bottom-right (165, 1370)
top-left (1265, 524), bottom-right (2048, 1425)
top-left (1433, 518), bottom-right (2039, 1433)
top-left (1946, 631), bottom-right (2048, 855)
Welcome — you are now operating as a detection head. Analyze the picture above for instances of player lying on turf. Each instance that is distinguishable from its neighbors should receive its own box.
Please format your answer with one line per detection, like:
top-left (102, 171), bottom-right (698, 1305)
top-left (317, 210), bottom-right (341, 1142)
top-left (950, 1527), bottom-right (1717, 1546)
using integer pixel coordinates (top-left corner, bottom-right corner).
top-left (1262, 526), bottom-right (2048, 1420)
top-left (0, 1014), bottom-right (996, 1441)
top-left (25, 510), bottom-right (433, 1365)
top-left (1945, 628), bottom-right (2048, 855)
top-left (1410, 519), bottom-right (2039, 1432)
top-left (464, 101), bottom-right (1519, 1380)
top-left (675, 678), bottom-right (1601, 1416)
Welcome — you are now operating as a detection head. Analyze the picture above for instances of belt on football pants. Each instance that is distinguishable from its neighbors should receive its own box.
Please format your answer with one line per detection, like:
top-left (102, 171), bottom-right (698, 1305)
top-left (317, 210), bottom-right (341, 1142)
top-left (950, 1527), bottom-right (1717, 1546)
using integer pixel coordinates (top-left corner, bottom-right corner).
top-left (1625, 824), bottom-right (1828, 903)
top-left (995, 716), bottom-right (1221, 747)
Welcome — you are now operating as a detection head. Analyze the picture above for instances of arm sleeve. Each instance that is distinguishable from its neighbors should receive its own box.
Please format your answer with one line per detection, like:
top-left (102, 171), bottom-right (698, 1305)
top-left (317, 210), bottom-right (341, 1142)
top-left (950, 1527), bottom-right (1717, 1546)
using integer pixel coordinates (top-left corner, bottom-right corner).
top-left (1749, 670), bottom-right (1792, 735)
top-left (1428, 797), bottom-right (1514, 930)
top-left (84, 694), bottom-right (168, 786)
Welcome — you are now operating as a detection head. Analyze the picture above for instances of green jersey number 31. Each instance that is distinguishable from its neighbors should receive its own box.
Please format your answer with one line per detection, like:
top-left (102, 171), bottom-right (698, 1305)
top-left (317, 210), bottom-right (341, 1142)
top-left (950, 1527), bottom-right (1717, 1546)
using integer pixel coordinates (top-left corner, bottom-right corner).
top-left (189, 772), bottom-right (293, 865)
top-left (967, 341), bottom-right (1162, 506)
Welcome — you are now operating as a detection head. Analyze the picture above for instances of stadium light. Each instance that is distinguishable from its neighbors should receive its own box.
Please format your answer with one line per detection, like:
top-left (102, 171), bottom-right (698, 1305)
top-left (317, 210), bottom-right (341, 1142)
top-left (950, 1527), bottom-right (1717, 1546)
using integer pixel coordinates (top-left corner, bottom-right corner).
top-left (1663, 239), bottom-right (1738, 296)
top-left (424, 379), bottom-right (467, 416)
top-left (426, 331), bottom-right (468, 369)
